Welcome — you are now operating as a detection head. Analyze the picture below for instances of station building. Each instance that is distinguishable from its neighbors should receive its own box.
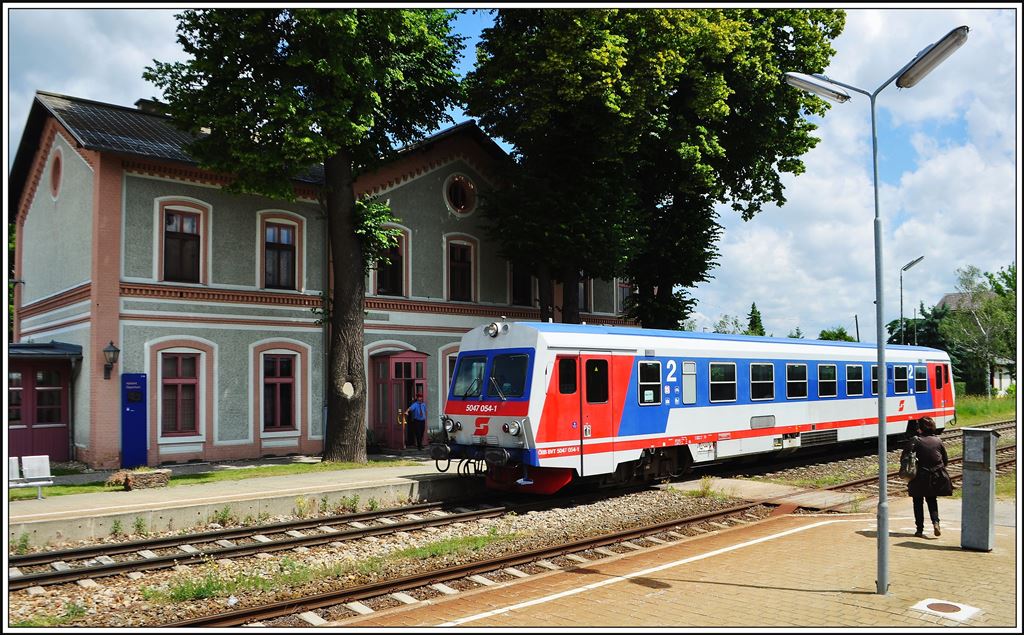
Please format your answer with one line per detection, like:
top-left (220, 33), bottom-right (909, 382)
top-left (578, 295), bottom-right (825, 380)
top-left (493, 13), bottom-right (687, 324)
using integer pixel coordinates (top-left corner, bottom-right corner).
top-left (8, 91), bottom-right (631, 469)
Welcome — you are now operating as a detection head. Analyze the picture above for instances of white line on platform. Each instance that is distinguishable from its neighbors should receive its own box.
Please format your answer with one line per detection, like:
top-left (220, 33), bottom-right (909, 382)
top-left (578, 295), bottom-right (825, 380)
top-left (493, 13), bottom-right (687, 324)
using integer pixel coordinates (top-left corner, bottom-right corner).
top-left (440, 517), bottom-right (874, 627)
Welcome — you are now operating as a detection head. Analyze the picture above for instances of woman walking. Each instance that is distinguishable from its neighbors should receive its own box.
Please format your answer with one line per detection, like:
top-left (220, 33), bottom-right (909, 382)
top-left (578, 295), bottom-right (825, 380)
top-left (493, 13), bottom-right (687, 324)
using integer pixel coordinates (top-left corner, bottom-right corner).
top-left (902, 416), bottom-right (953, 537)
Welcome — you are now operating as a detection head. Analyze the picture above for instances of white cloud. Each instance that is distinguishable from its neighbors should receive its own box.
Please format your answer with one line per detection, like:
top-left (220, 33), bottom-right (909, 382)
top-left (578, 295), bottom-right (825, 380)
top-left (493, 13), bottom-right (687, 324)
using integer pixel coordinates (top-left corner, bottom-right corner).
top-left (691, 8), bottom-right (1018, 344)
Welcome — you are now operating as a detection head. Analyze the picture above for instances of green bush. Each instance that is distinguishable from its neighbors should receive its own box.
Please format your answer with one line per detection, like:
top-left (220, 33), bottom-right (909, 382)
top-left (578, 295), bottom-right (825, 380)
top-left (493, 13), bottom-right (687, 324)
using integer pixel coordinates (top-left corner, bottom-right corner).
top-left (1004, 383), bottom-right (1016, 400)
top-left (954, 381), bottom-right (967, 397)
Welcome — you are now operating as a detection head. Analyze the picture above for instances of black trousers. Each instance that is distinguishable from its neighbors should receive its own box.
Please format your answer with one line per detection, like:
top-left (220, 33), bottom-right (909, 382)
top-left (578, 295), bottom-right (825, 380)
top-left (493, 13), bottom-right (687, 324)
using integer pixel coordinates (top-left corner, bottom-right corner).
top-left (407, 418), bottom-right (426, 449)
top-left (913, 495), bottom-right (939, 530)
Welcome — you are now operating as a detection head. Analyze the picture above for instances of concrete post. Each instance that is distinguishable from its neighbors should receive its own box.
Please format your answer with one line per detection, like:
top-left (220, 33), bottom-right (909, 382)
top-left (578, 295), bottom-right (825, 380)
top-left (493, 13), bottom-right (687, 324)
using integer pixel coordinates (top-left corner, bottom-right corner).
top-left (960, 428), bottom-right (999, 551)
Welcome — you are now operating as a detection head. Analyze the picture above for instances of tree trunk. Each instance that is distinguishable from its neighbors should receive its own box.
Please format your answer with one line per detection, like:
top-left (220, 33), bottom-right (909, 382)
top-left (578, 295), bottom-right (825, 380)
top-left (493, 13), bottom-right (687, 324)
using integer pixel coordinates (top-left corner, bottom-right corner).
top-left (560, 266), bottom-right (581, 324)
top-left (322, 152), bottom-right (367, 463)
top-left (537, 263), bottom-right (554, 323)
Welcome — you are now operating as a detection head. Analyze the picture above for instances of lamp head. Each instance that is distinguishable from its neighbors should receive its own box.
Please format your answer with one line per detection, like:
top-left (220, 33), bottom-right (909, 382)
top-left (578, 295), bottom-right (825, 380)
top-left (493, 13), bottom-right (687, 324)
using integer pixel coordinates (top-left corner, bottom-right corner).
top-left (901, 255), bottom-right (925, 272)
top-left (896, 25), bottom-right (969, 88)
top-left (784, 72), bottom-right (851, 103)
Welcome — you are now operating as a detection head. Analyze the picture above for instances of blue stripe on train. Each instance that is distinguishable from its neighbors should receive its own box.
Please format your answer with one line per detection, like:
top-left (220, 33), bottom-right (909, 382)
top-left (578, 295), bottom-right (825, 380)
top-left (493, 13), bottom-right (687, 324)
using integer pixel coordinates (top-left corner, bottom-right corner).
top-left (616, 356), bottom-right (936, 437)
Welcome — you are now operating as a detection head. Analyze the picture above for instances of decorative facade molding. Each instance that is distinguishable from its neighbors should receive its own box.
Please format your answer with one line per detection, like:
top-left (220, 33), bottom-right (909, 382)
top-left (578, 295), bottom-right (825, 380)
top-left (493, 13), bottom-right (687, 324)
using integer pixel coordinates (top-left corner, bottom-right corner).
top-left (18, 282), bottom-right (92, 320)
top-left (16, 118), bottom-right (96, 227)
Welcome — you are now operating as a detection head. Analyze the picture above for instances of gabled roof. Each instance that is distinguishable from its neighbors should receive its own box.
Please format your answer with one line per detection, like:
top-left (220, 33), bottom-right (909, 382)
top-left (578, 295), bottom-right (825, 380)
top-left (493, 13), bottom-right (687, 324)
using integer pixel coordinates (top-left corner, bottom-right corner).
top-left (936, 291), bottom-right (996, 311)
top-left (9, 90), bottom-right (507, 213)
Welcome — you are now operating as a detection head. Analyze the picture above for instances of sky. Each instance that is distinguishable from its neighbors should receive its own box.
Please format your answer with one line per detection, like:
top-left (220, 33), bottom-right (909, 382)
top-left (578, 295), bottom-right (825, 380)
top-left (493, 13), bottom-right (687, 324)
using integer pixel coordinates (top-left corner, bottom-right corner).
top-left (4, 5), bottom-right (1020, 344)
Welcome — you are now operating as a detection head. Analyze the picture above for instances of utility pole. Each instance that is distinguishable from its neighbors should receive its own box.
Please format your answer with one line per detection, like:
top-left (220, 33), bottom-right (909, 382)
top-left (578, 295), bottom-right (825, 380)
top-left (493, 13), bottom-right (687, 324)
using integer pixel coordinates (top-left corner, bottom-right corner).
top-left (854, 314), bottom-right (860, 342)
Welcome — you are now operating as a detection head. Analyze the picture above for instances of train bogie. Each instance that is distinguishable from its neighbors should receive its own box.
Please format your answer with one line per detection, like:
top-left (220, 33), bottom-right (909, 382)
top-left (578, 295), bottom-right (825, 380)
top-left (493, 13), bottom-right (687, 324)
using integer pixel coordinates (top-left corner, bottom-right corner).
top-left (435, 321), bottom-right (955, 494)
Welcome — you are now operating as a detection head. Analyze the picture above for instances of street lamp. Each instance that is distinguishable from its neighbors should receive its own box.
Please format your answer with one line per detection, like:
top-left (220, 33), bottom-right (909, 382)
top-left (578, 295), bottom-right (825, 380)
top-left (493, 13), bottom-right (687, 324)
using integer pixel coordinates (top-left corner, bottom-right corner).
top-left (785, 25), bottom-right (968, 596)
top-left (901, 256), bottom-right (924, 345)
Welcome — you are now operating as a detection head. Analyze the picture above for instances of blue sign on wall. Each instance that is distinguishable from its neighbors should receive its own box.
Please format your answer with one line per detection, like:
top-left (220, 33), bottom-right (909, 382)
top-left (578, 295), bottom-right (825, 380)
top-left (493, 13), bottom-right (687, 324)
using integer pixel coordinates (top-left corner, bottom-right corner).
top-left (121, 373), bottom-right (148, 468)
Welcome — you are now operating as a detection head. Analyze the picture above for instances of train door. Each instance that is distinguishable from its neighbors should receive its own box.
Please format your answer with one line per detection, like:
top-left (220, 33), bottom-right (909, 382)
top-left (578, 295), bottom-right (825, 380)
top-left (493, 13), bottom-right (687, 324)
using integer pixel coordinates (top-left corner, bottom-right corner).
top-left (580, 352), bottom-right (614, 476)
top-left (930, 362), bottom-right (954, 415)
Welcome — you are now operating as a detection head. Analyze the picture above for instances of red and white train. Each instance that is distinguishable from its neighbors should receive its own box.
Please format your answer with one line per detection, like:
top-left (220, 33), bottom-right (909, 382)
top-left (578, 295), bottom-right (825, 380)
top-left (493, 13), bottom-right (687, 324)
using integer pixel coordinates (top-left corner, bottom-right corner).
top-left (432, 321), bottom-right (956, 494)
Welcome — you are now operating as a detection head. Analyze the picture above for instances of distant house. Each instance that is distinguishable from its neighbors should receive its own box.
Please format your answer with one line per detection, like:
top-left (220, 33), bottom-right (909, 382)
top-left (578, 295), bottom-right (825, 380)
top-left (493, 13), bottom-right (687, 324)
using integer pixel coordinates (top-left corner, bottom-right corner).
top-left (9, 90), bottom-right (632, 469)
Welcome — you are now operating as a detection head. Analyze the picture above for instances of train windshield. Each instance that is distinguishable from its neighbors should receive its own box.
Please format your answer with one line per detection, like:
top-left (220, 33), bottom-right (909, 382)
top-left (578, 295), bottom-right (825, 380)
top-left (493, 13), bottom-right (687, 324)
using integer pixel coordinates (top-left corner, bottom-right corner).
top-left (452, 355), bottom-right (486, 398)
top-left (487, 353), bottom-right (529, 399)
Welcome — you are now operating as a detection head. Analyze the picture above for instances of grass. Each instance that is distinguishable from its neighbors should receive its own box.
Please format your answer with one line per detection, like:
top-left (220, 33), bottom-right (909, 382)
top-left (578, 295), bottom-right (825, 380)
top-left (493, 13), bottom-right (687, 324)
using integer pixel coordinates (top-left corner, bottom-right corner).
top-left (11, 603), bottom-right (86, 627)
top-left (9, 458), bottom-right (420, 501)
top-left (946, 395), bottom-right (1017, 429)
top-left (141, 530), bottom-right (515, 603)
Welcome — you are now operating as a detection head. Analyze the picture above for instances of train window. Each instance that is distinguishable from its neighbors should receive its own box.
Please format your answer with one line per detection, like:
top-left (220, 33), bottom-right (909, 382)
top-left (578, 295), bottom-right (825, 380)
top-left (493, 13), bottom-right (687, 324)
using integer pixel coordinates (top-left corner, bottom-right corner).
top-left (638, 361), bottom-right (662, 405)
top-left (894, 365), bottom-right (909, 394)
top-left (915, 366), bottom-right (928, 392)
top-left (487, 354), bottom-right (529, 398)
top-left (709, 362), bottom-right (736, 403)
top-left (786, 364), bottom-right (808, 399)
top-left (585, 359), bottom-right (609, 403)
top-left (558, 358), bottom-right (577, 394)
top-left (818, 364), bottom-right (837, 398)
top-left (452, 355), bottom-right (486, 398)
top-left (934, 365), bottom-right (944, 389)
top-left (871, 365), bottom-right (878, 395)
top-left (846, 365), bottom-right (863, 396)
top-left (682, 361), bottom-right (697, 405)
top-left (750, 363), bottom-right (774, 401)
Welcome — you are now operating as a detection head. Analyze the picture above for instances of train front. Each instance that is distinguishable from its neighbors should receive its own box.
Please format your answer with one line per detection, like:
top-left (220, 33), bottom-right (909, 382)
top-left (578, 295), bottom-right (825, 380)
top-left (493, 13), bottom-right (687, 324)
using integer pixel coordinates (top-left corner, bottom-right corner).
top-left (430, 321), bottom-right (562, 494)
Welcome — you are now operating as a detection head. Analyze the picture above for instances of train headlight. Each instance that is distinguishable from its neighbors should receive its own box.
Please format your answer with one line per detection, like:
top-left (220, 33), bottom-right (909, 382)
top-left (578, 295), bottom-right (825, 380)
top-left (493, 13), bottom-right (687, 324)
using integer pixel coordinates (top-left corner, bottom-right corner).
top-left (503, 420), bottom-right (522, 436)
top-left (485, 322), bottom-right (500, 337)
top-left (442, 416), bottom-right (455, 433)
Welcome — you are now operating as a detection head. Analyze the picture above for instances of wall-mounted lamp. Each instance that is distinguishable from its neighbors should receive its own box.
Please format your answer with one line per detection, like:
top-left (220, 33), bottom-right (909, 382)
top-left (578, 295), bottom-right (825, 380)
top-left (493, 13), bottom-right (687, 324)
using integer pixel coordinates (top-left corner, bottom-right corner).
top-left (103, 341), bottom-right (120, 380)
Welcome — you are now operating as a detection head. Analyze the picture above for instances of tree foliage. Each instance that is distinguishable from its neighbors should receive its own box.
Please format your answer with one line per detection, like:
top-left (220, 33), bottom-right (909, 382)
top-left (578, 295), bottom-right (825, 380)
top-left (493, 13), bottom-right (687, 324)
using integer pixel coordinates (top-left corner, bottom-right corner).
top-left (818, 326), bottom-right (855, 341)
top-left (939, 264), bottom-right (1016, 398)
top-left (466, 8), bottom-right (845, 328)
top-left (746, 302), bottom-right (766, 336)
top-left (144, 8), bottom-right (464, 461)
top-left (787, 326), bottom-right (805, 339)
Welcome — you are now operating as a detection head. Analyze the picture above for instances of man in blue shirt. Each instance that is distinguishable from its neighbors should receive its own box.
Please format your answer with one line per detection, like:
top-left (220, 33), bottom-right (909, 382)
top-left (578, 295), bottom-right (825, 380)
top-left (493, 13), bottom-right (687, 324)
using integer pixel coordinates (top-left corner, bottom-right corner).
top-left (405, 395), bottom-right (427, 450)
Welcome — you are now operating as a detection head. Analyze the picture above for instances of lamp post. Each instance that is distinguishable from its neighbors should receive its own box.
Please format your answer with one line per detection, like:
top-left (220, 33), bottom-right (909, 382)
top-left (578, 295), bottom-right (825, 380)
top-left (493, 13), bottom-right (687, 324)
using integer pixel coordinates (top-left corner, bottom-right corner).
top-left (785, 25), bottom-right (968, 595)
top-left (900, 255), bottom-right (924, 345)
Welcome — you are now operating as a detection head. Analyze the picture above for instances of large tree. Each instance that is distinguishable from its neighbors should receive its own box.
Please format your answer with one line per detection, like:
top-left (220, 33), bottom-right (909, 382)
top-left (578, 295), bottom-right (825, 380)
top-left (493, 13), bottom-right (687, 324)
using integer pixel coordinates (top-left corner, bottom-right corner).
top-left (466, 9), bottom-right (845, 327)
top-left (145, 9), bottom-right (464, 461)
top-left (939, 265), bottom-right (1016, 398)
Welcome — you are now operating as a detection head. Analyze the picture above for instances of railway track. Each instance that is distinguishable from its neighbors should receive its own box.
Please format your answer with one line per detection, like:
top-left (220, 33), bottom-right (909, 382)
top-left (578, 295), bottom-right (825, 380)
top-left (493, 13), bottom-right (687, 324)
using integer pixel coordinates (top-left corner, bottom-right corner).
top-left (7, 486), bottom-right (646, 591)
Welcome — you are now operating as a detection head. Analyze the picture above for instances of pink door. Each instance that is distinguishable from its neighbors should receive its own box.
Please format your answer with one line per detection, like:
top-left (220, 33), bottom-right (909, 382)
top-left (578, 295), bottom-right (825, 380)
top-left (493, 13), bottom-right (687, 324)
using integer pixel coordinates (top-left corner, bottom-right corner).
top-left (8, 361), bottom-right (70, 462)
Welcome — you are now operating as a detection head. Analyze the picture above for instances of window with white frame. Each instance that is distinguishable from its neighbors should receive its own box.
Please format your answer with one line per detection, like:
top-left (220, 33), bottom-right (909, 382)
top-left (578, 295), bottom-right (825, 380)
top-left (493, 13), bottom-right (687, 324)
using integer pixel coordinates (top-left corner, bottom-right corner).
top-left (786, 363), bottom-right (808, 399)
top-left (750, 363), bottom-right (774, 400)
top-left (818, 364), bottom-right (837, 398)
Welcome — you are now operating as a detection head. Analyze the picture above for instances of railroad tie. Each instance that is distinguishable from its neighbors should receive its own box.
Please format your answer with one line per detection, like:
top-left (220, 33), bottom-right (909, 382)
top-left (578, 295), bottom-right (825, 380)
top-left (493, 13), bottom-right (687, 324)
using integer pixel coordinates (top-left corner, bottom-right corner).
top-left (252, 534), bottom-right (273, 543)
top-left (298, 611), bottom-right (328, 626)
top-left (51, 561), bottom-right (71, 571)
top-left (126, 572), bottom-right (145, 580)
top-left (404, 514), bottom-right (424, 521)
top-left (76, 579), bottom-right (99, 589)
top-left (535, 559), bottom-right (561, 570)
top-left (564, 554), bottom-right (589, 563)
top-left (178, 545), bottom-right (200, 554)
top-left (391, 592), bottom-right (419, 604)
top-left (9, 567), bottom-right (23, 578)
top-left (344, 601), bottom-right (375, 616)
top-left (95, 555), bottom-right (116, 565)
top-left (503, 567), bottom-right (530, 578)
top-left (619, 541), bottom-right (644, 550)
top-left (285, 530), bottom-right (306, 538)
top-left (26, 586), bottom-right (46, 596)
top-left (377, 517), bottom-right (398, 525)
top-left (593, 547), bottom-right (618, 557)
top-left (431, 583), bottom-right (460, 595)
top-left (468, 574), bottom-right (496, 586)
top-left (666, 531), bottom-right (686, 539)
top-left (317, 525), bottom-right (338, 533)
top-left (646, 537), bottom-right (668, 545)
top-left (348, 521), bottom-right (369, 529)
top-left (216, 539), bottom-right (236, 548)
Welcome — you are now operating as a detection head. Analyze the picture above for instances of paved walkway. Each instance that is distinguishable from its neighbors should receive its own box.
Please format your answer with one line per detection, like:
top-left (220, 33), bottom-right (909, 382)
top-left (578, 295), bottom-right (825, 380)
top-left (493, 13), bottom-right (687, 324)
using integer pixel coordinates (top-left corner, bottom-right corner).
top-left (337, 493), bottom-right (1018, 629)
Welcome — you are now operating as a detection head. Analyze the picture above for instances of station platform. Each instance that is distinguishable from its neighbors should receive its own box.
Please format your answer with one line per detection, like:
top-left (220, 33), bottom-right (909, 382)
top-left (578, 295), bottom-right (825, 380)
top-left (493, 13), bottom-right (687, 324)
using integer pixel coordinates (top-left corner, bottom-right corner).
top-left (338, 492), bottom-right (1019, 629)
top-left (7, 453), bottom-right (483, 545)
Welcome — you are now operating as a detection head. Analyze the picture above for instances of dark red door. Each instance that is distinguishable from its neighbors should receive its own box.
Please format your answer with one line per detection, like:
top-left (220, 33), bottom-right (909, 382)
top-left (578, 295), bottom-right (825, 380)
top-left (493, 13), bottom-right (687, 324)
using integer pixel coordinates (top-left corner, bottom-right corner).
top-left (8, 361), bottom-right (70, 462)
top-left (369, 351), bottom-right (429, 450)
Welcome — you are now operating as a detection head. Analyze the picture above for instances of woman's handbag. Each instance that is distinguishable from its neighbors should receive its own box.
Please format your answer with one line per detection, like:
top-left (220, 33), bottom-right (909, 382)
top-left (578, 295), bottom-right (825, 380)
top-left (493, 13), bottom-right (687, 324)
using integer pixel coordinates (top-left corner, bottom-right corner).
top-left (930, 465), bottom-right (954, 496)
top-left (899, 449), bottom-right (918, 480)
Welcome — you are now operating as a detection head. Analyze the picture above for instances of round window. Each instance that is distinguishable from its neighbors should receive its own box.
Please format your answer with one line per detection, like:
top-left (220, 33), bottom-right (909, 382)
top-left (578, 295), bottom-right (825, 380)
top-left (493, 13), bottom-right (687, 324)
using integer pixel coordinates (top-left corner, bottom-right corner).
top-left (444, 174), bottom-right (477, 215)
top-left (50, 149), bottom-right (63, 199)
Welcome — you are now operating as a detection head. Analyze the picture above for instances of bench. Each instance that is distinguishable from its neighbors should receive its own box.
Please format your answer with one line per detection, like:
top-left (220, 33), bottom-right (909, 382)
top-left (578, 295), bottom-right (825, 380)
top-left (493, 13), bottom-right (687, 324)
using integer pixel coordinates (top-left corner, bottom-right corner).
top-left (9, 455), bottom-right (54, 499)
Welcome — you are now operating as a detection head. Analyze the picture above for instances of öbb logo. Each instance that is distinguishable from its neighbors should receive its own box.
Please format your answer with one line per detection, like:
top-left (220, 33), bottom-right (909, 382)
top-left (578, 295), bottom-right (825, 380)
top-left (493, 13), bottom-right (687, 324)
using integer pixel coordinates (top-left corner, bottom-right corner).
top-left (473, 417), bottom-right (490, 436)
